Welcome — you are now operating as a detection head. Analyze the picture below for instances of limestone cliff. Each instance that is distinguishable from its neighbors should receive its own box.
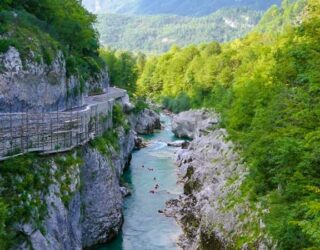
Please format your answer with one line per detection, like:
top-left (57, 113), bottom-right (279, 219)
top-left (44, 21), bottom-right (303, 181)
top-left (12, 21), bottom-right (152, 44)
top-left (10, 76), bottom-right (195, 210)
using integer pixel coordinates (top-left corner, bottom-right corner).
top-left (81, 127), bottom-right (135, 247)
top-left (0, 47), bottom-right (108, 112)
top-left (15, 127), bottom-right (135, 250)
top-left (166, 110), bottom-right (273, 249)
top-left (9, 104), bottom-right (160, 250)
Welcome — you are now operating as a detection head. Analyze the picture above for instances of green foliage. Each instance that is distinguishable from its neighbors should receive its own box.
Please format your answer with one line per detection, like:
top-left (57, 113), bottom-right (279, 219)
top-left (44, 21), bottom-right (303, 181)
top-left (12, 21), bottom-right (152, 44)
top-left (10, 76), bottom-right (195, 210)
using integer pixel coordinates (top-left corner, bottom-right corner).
top-left (162, 92), bottom-right (191, 113)
top-left (0, 200), bottom-right (8, 249)
top-left (54, 152), bottom-right (83, 207)
top-left (137, 0), bottom-right (320, 248)
top-left (0, 0), bottom-right (104, 83)
top-left (89, 102), bottom-right (131, 155)
top-left (97, 8), bottom-right (262, 54)
top-left (112, 103), bottom-right (130, 133)
top-left (255, 0), bottom-right (308, 33)
top-left (0, 154), bottom-right (52, 248)
top-left (90, 130), bottom-right (120, 156)
top-left (0, 151), bottom-right (83, 247)
top-left (83, 0), bottom-right (280, 16)
top-left (100, 48), bottom-right (139, 94)
top-left (131, 97), bottom-right (150, 114)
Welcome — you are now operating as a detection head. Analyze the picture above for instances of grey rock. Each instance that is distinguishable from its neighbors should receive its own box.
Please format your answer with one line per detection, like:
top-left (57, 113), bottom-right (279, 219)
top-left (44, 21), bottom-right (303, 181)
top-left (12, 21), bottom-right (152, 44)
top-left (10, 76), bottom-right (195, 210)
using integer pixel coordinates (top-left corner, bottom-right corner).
top-left (0, 47), bottom-right (108, 112)
top-left (130, 108), bottom-right (161, 134)
top-left (81, 127), bottom-right (135, 248)
top-left (14, 160), bottom-right (82, 250)
top-left (120, 186), bottom-right (131, 197)
top-left (167, 140), bottom-right (189, 148)
top-left (172, 109), bottom-right (219, 139)
top-left (134, 136), bottom-right (147, 149)
top-left (169, 109), bottom-right (274, 249)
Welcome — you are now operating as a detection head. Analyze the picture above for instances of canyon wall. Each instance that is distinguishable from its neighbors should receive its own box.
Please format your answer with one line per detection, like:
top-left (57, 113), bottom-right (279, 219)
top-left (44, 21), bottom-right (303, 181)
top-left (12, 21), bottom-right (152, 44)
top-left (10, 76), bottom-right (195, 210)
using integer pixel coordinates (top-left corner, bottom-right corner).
top-left (167, 109), bottom-right (274, 249)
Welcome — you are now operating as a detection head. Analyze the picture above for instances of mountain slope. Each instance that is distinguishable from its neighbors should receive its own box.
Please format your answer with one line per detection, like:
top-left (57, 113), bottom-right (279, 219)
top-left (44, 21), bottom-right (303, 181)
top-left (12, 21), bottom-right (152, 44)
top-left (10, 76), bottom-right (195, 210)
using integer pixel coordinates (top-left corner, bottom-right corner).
top-left (97, 8), bottom-right (261, 53)
top-left (136, 0), bottom-right (320, 248)
top-left (255, 0), bottom-right (307, 32)
top-left (83, 0), bottom-right (281, 16)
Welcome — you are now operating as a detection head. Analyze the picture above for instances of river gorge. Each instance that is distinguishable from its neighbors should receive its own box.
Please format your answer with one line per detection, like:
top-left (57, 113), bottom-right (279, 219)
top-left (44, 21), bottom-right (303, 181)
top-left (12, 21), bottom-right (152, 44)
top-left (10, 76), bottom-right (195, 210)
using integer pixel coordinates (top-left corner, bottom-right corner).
top-left (102, 114), bottom-right (183, 250)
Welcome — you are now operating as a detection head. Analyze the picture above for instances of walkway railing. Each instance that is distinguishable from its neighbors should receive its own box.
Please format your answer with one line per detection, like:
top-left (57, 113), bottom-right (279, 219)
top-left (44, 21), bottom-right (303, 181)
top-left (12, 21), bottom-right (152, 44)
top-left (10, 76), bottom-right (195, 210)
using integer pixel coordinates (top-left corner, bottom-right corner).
top-left (0, 87), bottom-right (127, 161)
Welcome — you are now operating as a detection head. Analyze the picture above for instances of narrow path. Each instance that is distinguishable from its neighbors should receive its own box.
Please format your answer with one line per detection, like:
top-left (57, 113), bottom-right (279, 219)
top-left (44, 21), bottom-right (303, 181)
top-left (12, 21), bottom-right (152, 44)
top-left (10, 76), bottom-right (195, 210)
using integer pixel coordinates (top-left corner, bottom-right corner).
top-left (0, 87), bottom-right (127, 160)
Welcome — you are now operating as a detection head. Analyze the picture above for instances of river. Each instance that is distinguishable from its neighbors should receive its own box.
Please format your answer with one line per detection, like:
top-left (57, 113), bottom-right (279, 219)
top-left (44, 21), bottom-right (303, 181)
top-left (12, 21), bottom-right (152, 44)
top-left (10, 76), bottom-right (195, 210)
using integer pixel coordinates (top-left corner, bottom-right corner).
top-left (99, 114), bottom-right (183, 250)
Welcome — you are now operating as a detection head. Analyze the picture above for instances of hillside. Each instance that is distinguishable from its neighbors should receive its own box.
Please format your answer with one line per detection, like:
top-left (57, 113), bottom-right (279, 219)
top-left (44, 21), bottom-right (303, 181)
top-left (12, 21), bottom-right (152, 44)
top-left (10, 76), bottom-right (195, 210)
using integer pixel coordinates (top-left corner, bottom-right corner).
top-left (83, 0), bottom-right (281, 16)
top-left (136, 0), bottom-right (320, 248)
top-left (255, 0), bottom-right (307, 32)
top-left (97, 8), bottom-right (262, 53)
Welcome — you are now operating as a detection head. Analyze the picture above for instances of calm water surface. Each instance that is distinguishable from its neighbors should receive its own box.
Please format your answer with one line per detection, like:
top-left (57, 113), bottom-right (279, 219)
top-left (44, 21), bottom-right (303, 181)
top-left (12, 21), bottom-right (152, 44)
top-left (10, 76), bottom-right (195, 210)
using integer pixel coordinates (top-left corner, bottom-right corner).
top-left (99, 114), bottom-right (183, 250)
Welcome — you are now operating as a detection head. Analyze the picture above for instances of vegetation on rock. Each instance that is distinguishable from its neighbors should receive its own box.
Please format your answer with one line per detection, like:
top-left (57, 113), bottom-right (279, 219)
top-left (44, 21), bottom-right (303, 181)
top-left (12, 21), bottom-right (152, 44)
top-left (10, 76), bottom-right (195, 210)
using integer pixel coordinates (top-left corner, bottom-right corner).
top-left (0, 152), bottom-right (82, 249)
top-left (0, 0), bottom-right (104, 83)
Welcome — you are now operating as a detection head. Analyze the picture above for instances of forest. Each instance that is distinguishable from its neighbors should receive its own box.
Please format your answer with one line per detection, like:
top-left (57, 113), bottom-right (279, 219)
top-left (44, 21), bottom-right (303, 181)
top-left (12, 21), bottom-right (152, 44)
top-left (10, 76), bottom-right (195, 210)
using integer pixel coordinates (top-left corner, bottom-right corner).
top-left (97, 8), bottom-right (261, 53)
top-left (135, 0), bottom-right (320, 248)
top-left (83, 0), bottom-right (281, 16)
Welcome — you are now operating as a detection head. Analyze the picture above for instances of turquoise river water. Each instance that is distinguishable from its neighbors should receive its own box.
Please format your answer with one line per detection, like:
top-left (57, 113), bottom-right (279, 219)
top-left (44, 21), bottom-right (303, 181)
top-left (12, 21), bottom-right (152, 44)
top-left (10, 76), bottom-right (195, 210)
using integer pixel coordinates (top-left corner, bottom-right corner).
top-left (99, 114), bottom-right (183, 250)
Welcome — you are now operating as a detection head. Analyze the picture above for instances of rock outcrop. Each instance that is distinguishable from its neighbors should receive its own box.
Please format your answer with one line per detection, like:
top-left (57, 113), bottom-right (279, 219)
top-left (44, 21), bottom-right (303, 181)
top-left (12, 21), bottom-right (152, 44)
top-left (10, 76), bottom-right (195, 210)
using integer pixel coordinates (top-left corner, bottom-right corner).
top-left (16, 160), bottom-right (82, 250)
top-left (172, 109), bottom-right (219, 139)
top-left (166, 110), bottom-right (272, 249)
top-left (129, 109), bottom-right (161, 134)
top-left (0, 47), bottom-right (108, 112)
top-left (81, 127), bottom-right (135, 247)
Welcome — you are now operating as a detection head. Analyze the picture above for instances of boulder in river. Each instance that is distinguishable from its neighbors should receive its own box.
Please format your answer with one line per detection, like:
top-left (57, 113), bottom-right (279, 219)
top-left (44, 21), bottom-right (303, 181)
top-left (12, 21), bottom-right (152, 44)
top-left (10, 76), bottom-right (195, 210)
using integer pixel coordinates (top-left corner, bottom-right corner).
top-left (134, 136), bottom-right (147, 149)
top-left (120, 186), bottom-right (131, 197)
top-left (130, 109), bottom-right (161, 134)
top-left (167, 140), bottom-right (190, 148)
top-left (172, 109), bottom-right (219, 139)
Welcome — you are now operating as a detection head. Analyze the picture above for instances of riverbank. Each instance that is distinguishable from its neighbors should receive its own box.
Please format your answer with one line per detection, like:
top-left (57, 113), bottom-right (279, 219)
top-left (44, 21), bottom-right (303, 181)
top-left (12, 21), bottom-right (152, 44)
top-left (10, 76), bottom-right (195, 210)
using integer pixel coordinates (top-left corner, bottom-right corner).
top-left (165, 109), bottom-right (272, 249)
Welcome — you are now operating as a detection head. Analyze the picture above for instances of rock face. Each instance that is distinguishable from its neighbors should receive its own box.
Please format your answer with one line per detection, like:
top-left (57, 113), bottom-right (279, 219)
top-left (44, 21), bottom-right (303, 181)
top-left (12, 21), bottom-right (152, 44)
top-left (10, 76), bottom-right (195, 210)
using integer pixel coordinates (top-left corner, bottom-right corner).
top-left (0, 47), bottom-right (108, 112)
top-left (167, 110), bottom-right (273, 249)
top-left (16, 114), bottom-right (135, 250)
top-left (81, 128), bottom-right (135, 247)
top-left (129, 109), bottom-right (161, 134)
top-left (13, 103), bottom-right (162, 249)
top-left (172, 109), bottom-right (219, 139)
top-left (16, 161), bottom-right (82, 250)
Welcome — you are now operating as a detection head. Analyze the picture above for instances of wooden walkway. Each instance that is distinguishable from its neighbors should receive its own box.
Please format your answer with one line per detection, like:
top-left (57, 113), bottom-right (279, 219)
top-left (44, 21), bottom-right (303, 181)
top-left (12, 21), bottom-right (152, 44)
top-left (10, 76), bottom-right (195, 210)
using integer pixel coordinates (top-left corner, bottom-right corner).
top-left (0, 87), bottom-right (127, 161)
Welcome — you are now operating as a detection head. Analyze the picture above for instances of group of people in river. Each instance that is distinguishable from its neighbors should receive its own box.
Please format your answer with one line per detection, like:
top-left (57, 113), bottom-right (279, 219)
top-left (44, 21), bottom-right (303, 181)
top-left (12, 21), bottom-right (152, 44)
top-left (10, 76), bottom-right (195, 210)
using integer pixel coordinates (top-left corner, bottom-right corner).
top-left (141, 165), bottom-right (160, 194)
